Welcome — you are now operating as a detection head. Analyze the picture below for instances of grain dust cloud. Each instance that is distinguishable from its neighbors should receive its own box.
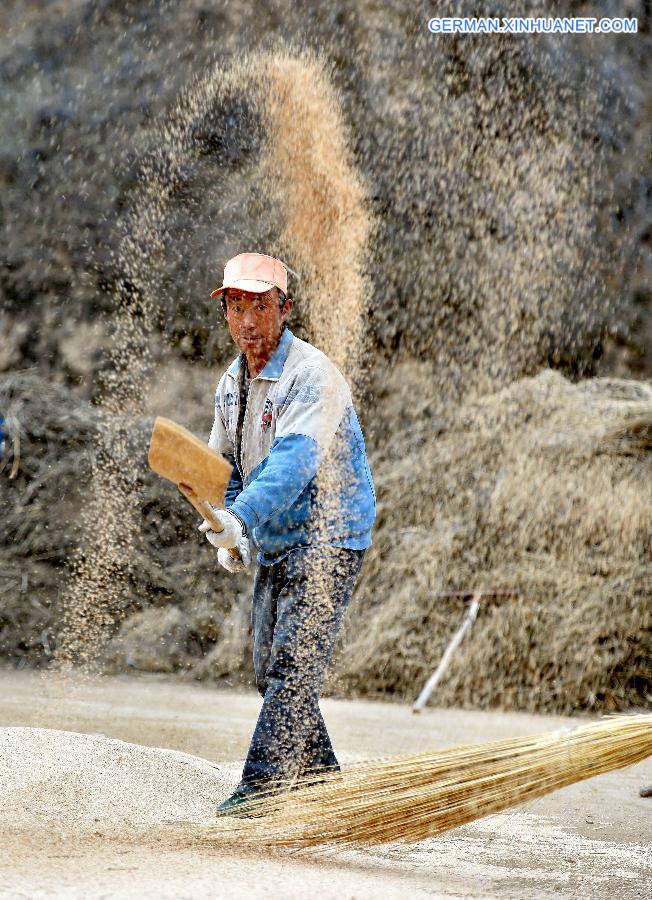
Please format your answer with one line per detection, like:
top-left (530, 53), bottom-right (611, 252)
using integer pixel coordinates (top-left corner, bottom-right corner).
top-left (53, 50), bottom-right (371, 674)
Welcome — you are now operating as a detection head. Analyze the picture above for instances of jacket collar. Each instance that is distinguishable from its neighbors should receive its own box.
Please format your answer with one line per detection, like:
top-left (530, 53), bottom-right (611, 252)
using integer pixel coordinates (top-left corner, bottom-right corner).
top-left (226, 327), bottom-right (294, 381)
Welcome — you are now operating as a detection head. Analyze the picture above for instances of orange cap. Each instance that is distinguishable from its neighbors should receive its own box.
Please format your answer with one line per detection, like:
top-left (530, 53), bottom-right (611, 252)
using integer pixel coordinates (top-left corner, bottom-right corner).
top-left (210, 252), bottom-right (288, 298)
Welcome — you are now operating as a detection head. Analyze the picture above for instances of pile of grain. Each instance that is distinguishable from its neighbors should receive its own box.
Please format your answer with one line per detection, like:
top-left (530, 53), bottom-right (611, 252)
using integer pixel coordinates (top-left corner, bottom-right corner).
top-left (0, 726), bottom-right (230, 832)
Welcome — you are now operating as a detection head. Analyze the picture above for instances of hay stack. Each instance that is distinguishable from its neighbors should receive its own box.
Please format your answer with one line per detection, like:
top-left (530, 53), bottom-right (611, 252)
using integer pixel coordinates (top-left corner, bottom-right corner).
top-left (337, 366), bottom-right (652, 713)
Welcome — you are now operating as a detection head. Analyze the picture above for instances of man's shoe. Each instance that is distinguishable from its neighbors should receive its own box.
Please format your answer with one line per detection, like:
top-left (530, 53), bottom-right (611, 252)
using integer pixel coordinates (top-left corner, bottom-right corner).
top-left (215, 791), bottom-right (261, 818)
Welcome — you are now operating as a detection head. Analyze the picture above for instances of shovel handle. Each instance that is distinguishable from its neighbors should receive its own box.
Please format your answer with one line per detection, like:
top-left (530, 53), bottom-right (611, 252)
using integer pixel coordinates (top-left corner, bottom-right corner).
top-left (178, 485), bottom-right (241, 560)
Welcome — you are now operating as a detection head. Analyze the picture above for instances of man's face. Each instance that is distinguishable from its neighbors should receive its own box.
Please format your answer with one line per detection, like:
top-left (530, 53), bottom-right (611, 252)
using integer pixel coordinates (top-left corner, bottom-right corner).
top-left (223, 287), bottom-right (292, 360)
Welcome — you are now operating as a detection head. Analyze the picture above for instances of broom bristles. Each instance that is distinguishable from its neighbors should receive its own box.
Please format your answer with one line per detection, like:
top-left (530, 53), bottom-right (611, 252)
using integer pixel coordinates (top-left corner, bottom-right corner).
top-left (208, 715), bottom-right (652, 848)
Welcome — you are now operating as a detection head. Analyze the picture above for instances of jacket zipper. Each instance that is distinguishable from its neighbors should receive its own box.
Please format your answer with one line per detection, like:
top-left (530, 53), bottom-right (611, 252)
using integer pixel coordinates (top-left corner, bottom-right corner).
top-left (234, 360), bottom-right (252, 479)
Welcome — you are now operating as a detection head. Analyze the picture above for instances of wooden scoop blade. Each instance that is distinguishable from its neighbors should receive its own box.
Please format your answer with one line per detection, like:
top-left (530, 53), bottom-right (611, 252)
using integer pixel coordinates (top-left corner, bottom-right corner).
top-left (148, 416), bottom-right (232, 508)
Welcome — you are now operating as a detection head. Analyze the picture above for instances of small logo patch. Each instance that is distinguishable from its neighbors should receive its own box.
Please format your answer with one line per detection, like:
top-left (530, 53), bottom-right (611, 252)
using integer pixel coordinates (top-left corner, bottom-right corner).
top-left (261, 399), bottom-right (273, 431)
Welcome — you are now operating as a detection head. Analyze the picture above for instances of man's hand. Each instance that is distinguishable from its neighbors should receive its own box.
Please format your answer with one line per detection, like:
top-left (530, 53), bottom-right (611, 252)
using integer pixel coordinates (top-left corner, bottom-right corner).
top-left (198, 509), bottom-right (243, 549)
top-left (217, 537), bottom-right (251, 573)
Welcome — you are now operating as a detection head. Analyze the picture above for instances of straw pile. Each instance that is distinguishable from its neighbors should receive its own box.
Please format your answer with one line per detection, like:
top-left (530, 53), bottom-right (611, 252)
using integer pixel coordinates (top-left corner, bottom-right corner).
top-left (335, 365), bottom-right (652, 712)
top-left (212, 715), bottom-right (652, 848)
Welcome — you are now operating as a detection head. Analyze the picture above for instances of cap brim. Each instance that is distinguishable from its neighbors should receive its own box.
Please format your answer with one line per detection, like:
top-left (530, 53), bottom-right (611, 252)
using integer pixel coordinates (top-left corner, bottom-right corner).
top-left (210, 278), bottom-right (275, 298)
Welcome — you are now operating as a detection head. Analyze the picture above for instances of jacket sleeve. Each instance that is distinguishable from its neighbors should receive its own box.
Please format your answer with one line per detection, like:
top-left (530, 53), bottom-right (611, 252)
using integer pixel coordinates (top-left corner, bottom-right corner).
top-left (208, 389), bottom-right (243, 508)
top-left (229, 364), bottom-right (350, 532)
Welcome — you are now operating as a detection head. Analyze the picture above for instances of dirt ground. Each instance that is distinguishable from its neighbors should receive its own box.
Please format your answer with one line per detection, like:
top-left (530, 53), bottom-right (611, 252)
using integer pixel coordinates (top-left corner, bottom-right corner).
top-left (0, 668), bottom-right (650, 899)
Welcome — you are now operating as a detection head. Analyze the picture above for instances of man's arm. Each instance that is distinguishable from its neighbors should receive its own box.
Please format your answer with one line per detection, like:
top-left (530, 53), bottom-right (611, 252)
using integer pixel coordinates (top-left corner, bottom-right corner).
top-left (229, 364), bottom-right (350, 533)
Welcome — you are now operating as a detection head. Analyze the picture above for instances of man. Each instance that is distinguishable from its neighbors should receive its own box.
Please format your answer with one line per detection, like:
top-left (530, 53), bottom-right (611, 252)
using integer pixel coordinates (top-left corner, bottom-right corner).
top-left (202, 251), bottom-right (376, 816)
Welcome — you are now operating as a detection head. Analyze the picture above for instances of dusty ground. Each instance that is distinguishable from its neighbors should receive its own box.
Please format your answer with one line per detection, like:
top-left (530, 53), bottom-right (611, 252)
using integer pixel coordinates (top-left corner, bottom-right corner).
top-left (0, 668), bottom-right (650, 899)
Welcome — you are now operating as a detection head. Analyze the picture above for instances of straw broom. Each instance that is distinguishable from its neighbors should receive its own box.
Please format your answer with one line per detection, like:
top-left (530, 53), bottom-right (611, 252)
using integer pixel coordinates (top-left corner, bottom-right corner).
top-left (210, 715), bottom-right (652, 848)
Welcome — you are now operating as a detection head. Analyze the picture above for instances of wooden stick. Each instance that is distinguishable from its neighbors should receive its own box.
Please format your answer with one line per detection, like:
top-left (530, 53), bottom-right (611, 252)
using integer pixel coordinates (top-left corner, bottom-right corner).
top-left (178, 484), bottom-right (225, 532)
top-left (178, 485), bottom-right (241, 561)
top-left (412, 590), bottom-right (519, 713)
top-left (413, 593), bottom-right (482, 713)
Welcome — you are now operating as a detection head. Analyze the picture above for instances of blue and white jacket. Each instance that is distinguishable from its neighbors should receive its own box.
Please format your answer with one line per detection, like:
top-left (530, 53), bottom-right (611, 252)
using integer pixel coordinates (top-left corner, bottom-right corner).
top-left (208, 328), bottom-right (376, 565)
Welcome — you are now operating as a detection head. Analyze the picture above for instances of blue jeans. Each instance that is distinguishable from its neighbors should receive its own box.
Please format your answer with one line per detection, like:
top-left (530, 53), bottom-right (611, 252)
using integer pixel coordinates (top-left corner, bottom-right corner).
top-left (235, 546), bottom-right (365, 796)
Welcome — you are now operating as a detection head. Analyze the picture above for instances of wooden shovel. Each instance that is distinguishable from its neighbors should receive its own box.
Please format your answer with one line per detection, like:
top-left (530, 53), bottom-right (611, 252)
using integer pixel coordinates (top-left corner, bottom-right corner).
top-left (148, 416), bottom-right (240, 557)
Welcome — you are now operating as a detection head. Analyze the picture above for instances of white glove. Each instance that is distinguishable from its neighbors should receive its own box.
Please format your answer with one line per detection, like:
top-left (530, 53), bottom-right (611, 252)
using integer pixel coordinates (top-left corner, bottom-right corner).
top-left (217, 537), bottom-right (252, 573)
top-left (197, 509), bottom-right (244, 549)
